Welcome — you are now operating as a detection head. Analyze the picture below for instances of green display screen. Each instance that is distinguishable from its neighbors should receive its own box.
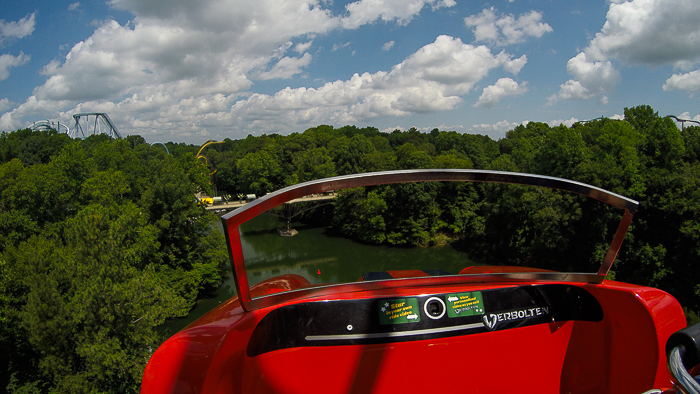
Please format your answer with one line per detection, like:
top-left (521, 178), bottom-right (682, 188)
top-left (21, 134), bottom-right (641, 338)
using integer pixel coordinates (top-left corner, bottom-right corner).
top-left (446, 291), bottom-right (484, 318)
top-left (378, 298), bottom-right (420, 325)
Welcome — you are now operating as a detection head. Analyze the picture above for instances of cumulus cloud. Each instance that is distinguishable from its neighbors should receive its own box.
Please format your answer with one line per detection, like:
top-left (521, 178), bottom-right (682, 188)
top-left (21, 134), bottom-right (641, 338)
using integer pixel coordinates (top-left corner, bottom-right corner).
top-left (0, 13), bottom-right (36, 44)
top-left (3, 0), bottom-right (347, 132)
top-left (677, 112), bottom-right (700, 122)
top-left (257, 53), bottom-right (313, 80)
top-left (0, 98), bottom-right (12, 113)
top-left (0, 0), bottom-right (514, 140)
top-left (610, 113), bottom-right (624, 120)
top-left (552, 52), bottom-right (620, 103)
top-left (464, 7), bottom-right (552, 46)
top-left (341, 0), bottom-right (456, 29)
top-left (382, 41), bottom-right (395, 51)
top-left (549, 117), bottom-right (579, 128)
top-left (332, 42), bottom-right (351, 52)
top-left (503, 54), bottom-right (526, 75)
top-left (585, 0), bottom-right (700, 67)
top-left (663, 70), bottom-right (700, 93)
top-left (0, 95), bottom-right (72, 132)
top-left (470, 120), bottom-right (521, 138)
top-left (565, 52), bottom-right (620, 90)
top-left (474, 78), bottom-right (527, 108)
top-left (0, 52), bottom-right (30, 81)
top-left (554, 0), bottom-right (700, 103)
top-left (294, 40), bottom-right (313, 53)
top-left (228, 35), bottom-right (525, 125)
top-left (0, 14), bottom-right (34, 82)
top-left (28, 0), bottom-right (349, 105)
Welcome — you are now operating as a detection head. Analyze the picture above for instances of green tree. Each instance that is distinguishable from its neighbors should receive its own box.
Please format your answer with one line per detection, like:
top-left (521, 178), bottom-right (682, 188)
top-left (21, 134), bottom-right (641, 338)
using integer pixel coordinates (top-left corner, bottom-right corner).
top-left (0, 131), bottom-right (228, 393)
top-left (433, 150), bottom-right (473, 169)
top-left (236, 148), bottom-right (283, 195)
top-left (395, 143), bottom-right (432, 169)
top-left (329, 134), bottom-right (375, 175)
top-left (0, 128), bottom-right (71, 166)
top-left (8, 203), bottom-right (188, 393)
top-left (333, 188), bottom-right (389, 244)
top-left (498, 122), bottom-right (551, 172)
top-left (533, 125), bottom-right (588, 179)
top-left (291, 147), bottom-right (336, 183)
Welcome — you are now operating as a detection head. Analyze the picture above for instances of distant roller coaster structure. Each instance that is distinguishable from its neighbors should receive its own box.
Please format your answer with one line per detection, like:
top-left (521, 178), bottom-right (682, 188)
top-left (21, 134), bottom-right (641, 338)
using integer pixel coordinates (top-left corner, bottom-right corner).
top-left (30, 120), bottom-right (71, 134)
top-left (28, 113), bottom-right (121, 139)
top-left (70, 112), bottom-right (122, 139)
top-left (666, 115), bottom-right (700, 131)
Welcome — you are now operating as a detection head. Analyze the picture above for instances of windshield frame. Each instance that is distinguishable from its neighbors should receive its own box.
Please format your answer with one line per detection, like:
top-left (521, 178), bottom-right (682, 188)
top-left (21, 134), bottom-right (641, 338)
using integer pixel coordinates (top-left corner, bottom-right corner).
top-left (221, 169), bottom-right (638, 311)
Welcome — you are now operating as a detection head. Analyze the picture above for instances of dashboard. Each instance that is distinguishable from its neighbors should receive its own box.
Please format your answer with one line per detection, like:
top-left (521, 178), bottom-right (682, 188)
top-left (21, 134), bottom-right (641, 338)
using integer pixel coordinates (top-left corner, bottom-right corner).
top-left (247, 284), bottom-right (603, 357)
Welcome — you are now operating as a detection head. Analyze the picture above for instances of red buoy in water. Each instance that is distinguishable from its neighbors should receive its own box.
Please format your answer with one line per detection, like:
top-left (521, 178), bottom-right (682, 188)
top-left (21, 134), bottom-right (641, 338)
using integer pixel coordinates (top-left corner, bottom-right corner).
top-left (317, 269), bottom-right (321, 275)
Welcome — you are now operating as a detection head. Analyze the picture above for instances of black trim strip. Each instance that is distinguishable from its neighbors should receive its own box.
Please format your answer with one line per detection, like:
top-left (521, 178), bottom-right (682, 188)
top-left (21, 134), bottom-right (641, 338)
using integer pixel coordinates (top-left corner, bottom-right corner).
top-left (305, 322), bottom-right (484, 341)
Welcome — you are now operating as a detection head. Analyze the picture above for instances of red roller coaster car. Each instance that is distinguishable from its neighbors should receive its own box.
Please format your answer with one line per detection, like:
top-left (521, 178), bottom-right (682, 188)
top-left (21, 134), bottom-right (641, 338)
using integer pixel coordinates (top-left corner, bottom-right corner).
top-left (142, 169), bottom-right (700, 394)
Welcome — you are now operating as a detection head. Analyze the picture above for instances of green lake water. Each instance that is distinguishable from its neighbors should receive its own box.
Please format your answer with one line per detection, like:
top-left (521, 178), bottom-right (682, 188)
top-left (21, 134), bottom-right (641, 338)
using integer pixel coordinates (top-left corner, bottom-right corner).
top-left (162, 214), bottom-right (474, 335)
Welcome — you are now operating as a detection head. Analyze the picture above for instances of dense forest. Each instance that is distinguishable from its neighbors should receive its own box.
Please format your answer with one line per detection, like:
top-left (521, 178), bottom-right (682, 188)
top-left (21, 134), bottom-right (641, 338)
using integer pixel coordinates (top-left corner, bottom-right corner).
top-left (0, 133), bottom-right (228, 392)
top-left (2, 104), bottom-right (700, 392)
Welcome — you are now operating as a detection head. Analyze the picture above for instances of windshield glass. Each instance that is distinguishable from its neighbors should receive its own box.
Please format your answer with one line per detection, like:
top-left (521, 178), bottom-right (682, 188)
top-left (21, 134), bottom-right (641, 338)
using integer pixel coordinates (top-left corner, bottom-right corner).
top-left (231, 176), bottom-right (632, 297)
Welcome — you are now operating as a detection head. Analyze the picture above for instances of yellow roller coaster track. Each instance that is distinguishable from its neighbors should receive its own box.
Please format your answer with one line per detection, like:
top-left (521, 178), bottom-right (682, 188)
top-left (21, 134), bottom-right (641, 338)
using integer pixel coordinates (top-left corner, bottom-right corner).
top-left (196, 140), bottom-right (224, 175)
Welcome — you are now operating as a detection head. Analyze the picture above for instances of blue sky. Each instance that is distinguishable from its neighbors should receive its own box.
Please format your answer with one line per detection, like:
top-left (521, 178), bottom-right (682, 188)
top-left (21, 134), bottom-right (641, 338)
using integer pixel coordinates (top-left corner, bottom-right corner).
top-left (1, 0), bottom-right (700, 144)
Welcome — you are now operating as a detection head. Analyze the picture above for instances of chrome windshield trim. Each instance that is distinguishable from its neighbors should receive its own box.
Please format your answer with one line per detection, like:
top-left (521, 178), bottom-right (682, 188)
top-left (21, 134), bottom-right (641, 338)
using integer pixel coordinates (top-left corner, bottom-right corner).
top-left (220, 170), bottom-right (637, 311)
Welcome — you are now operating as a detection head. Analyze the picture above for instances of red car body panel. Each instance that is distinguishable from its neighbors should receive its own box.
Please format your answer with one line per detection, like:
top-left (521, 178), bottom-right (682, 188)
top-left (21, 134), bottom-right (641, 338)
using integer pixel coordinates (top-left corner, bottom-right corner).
top-left (141, 170), bottom-right (690, 393)
top-left (142, 277), bottom-right (686, 393)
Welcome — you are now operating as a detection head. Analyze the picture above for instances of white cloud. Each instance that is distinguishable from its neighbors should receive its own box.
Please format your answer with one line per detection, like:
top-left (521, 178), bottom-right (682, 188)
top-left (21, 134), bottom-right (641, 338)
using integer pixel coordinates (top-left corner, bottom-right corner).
top-left (382, 41), bottom-right (395, 51)
top-left (30, 0), bottom-right (348, 105)
top-left (470, 120), bottom-right (520, 138)
top-left (585, 0), bottom-right (700, 67)
top-left (678, 112), bottom-right (700, 121)
top-left (474, 77), bottom-right (527, 108)
top-left (554, 80), bottom-right (589, 101)
top-left (0, 52), bottom-right (30, 81)
top-left (464, 7), bottom-right (552, 46)
top-left (548, 117), bottom-right (579, 128)
top-left (566, 52), bottom-right (620, 90)
top-left (0, 95), bottom-right (72, 131)
top-left (436, 0), bottom-right (456, 7)
top-left (553, 52), bottom-right (620, 102)
top-left (0, 1), bottom-right (496, 140)
top-left (3, 0), bottom-right (347, 132)
top-left (294, 40), bottom-right (313, 53)
top-left (0, 14), bottom-right (34, 90)
top-left (1, 35), bottom-right (523, 137)
top-left (0, 13), bottom-right (36, 43)
top-left (663, 70), bottom-right (700, 93)
top-left (68, 3), bottom-right (81, 12)
top-left (332, 42), bottom-right (351, 51)
top-left (502, 54), bottom-right (526, 75)
top-left (341, 0), bottom-right (456, 29)
top-left (228, 36), bottom-right (523, 125)
top-left (674, 112), bottom-right (700, 129)
top-left (0, 98), bottom-right (12, 113)
top-left (554, 0), bottom-right (700, 103)
top-left (257, 53), bottom-right (313, 80)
